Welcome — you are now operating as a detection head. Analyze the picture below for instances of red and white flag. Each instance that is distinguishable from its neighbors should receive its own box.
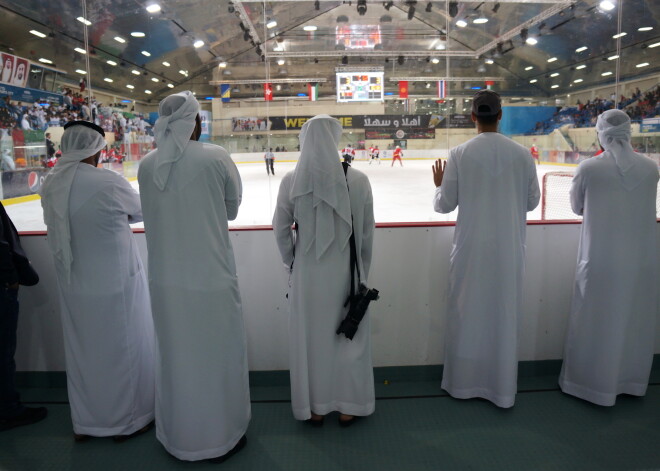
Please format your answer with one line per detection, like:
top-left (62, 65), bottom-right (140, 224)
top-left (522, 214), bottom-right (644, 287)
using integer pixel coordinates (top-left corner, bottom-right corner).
top-left (264, 83), bottom-right (273, 101)
top-left (437, 80), bottom-right (446, 99)
top-left (398, 80), bottom-right (409, 99)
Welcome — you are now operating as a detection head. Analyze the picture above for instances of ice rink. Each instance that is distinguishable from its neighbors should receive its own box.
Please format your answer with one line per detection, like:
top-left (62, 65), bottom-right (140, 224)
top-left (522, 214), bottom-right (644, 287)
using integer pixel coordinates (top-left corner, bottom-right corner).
top-left (7, 159), bottom-right (577, 232)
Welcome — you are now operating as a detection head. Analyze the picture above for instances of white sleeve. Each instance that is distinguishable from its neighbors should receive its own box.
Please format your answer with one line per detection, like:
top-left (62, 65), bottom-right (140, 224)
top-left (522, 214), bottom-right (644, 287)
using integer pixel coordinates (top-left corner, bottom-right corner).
top-left (114, 175), bottom-right (143, 223)
top-left (570, 164), bottom-right (586, 216)
top-left (272, 176), bottom-right (295, 269)
top-left (527, 155), bottom-right (541, 211)
top-left (433, 153), bottom-right (458, 213)
top-left (361, 179), bottom-right (375, 280)
top-left (223, 158), bottom-right (242, 221)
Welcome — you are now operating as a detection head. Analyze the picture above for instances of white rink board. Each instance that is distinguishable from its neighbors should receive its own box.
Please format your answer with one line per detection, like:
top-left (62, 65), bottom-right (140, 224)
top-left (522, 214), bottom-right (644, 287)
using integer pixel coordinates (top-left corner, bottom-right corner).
top-left (14, 223), bottom-right (660, 372)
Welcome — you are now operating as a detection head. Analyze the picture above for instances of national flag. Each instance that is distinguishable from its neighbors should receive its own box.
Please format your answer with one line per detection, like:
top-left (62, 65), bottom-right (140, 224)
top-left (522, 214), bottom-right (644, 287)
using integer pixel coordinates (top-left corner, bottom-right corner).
top-left (485, 80), bottom-right (495, 90)
top-left (308, 83), bottom-right (318, 101)
top-left (437, 80), bottom-right (446, 99)
top-left (264, 82), bottom-right (273, 101)
top-left (220, 84), bottom-right (231, 103)
top-left (398, 80), bottom-right (408, 99)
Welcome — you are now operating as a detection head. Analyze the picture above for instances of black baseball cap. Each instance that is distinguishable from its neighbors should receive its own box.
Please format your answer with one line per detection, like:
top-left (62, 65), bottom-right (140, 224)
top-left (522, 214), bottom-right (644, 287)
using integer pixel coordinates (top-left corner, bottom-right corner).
top-left (471, 90), bottom-right (501, 116)
top-left (63, 120), bottom-right (105, 137)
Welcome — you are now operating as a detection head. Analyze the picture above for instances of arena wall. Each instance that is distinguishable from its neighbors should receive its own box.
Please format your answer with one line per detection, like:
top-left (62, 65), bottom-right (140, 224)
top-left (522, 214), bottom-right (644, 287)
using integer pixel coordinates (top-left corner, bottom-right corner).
top-left (14, 223), bottom-right (660, 373)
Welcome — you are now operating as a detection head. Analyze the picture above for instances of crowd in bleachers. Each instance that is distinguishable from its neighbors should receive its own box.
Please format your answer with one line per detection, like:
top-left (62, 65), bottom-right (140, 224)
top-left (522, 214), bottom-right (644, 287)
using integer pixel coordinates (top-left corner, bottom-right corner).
top-left (0, 88), bottom-right (151, 139)
top-left (531, 85), bottom-right (660, 134)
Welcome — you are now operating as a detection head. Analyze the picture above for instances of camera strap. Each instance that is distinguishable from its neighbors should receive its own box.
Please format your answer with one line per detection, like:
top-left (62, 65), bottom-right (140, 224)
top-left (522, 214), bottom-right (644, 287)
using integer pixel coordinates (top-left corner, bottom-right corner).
top-left (342, 162), bottom-right (361, 304)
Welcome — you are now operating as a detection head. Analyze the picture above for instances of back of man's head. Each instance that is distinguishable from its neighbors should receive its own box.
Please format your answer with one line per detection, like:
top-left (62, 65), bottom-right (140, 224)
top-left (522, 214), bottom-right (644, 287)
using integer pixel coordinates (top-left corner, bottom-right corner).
top-left (472, 90), bottom-right (502, 126)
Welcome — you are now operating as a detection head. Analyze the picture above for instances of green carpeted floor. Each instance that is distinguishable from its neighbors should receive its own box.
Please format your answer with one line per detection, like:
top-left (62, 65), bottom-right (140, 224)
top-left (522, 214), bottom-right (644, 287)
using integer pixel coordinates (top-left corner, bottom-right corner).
top-left (2, 361), bottom-right (659, 471)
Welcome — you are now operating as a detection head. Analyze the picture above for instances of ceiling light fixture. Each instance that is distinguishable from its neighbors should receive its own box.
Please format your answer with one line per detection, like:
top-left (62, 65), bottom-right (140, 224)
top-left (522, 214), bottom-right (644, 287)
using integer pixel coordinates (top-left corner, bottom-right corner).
top-left (456, 19), bottom-right (467, 28)
top-left (638, 26), bottom-right (653, 31)
top-left (576, 64), bottom-right (586, 69)
top-left (575, 46), bottom-right (587, 52)
top-left (162, 61), bottom-right (170, 67)
top-left (551, 85), bottom-right (559, 89)
top-left (612, 32), bottom-right (627, 39)
top-left (550, 72), bottom-right (559, 77)
top-left (636, 62), bottom-right (649, 67)
top-left (193, 40), bottom-right (204, 48)
top-left (525, 66), bottom-right (533, 71)
top-left (473, 18), bottom-right (488, 24)
top-left (151, 77), bottom-right (159, 82)
top-left (547, 57), bottom-right (557, 62)
top-left (485, 58), bottom-right (494, 64)
top-left (277, 59), bottom-right (285, 65)
top-left (607, 55), bottom-right (619, 60)
top-left (131, 32), bottom-right (145, 37)
top-left (107, 60), bottom-right (117, 66)
top-left (145, 90), bottom-right (152, 94)
top-left (647, 41), bottom-right (660, 48)
top-left (357, 0), bottom-right (367, 16)
top-left (74, 47), bottom-right (86, 54)
top-left (179, 70), bottom-right (187, 75)
top-left (599, 1), bottom-right (615, 11)
top-left (126, 84), bottom-right (135, 89)
top-left (218, 62), bottom-right (227, 68)
top-left (75, 69), bottom-right (87, 74)
top-left (601, 71), bottom-right (613, 76)
top-left (167, 83), bottom-right (174, 88)
top-left (529, 79), bottom-right (538, 83)
top-left (142, 50), bottom-right (151, 56)
top-left (104, 78), bottom-right (113, 82)
top-left (76, 17), bottom-right (92, 26)
top-left (114, 36), bottom-right (126, 43)
top-left (267, 20), bottom-right (277, 29)
top-left (574, 79), bottom-right (583, 83)
top-left (38, 58), bottom-right (53, 64)
top-left (131, 69), bottom-right (141, 75)
top-left (146, 4), bottom-right (161, 13)
top-left (303, 25), bottom-right (317, 32)
top-left (431, 58), bottom-right (440, 64)
top-left (526, 37), bottom-right (538, 45)
top-left (29, 30), bottom-right (47, 38)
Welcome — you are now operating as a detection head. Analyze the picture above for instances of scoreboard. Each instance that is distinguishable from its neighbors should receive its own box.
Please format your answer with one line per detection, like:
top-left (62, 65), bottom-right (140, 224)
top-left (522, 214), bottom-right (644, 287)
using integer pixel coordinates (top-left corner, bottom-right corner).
top-left (336, 72), bottom-right (384, 103)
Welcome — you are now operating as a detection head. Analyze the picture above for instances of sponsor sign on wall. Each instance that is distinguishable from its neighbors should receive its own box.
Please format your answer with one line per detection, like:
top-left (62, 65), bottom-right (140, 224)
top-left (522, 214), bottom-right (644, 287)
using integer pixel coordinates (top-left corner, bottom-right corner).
top-left (231, 114), bottom-right (474, 134)
top-left (1, 168), bottom-right (50, 199)
top-left (0, 83), bottom-right (64, 106)
top-left (641, 118), bottom-right (660, 133)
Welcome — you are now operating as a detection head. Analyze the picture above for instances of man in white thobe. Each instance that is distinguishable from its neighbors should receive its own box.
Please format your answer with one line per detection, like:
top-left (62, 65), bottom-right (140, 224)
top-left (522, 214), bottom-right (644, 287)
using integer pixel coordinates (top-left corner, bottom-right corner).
top-left (273, 115), bottom-right (376, 426)
top-left (432, 90), bottom-right (540, 408)
top-left (40, 121), bottom-right (155, 439)
top-left (138, 91), bottom-right (250, 462)
top-left (559, 109), bottom-right (659, 406)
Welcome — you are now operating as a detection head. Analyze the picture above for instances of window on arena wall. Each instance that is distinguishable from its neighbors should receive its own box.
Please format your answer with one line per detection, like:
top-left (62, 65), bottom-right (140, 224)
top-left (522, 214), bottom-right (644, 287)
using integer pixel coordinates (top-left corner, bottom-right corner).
top-left (1, 0), bottom-right (659, 232)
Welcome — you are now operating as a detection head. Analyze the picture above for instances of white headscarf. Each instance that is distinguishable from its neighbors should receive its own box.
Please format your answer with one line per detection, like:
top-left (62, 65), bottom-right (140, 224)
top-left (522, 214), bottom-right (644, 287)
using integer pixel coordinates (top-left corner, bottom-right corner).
top-left (152, 91), bottom-right (199, 190)
top-left (596, 109), bottom-right (646, 190)
top-left (290, 115), bottom-right (352, 260)
top-left (40, 124), bottom-right (106, 282)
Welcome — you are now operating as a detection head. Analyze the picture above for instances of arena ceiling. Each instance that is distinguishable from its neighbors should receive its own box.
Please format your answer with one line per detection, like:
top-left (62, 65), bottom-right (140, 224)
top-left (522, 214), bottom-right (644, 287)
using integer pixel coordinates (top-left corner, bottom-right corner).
top-left (0, 0), bottom-right (658, 103)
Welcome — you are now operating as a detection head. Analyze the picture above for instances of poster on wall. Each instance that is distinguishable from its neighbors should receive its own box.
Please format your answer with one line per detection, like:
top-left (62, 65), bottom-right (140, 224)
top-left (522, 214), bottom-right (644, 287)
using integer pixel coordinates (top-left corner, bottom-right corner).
top-left (1, 53), bottom-right (29, 88)
top-left (199, 110), bottom-right (212, 140)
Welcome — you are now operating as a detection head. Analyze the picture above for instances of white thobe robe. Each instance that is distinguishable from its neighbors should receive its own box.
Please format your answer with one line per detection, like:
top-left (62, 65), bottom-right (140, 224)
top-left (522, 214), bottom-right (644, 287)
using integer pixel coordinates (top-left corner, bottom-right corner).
top-left (433, 132), bottom-right (540, 408)
top-left (52, 164), bottom-right (155, 435)
top-left (559, 152), bottom-right (659, 406)
top-left (138, 141), bottom-right (250, 461)
top-left (273, 167), bottom-right (376, 420)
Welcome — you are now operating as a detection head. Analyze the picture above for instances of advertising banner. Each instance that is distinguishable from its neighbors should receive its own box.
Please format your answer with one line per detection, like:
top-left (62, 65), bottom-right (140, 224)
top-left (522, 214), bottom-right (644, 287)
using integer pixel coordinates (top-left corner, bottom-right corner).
top-left (231, 114), bottom-right (474, 133)
top-left (1, 53), bottom-right (29, 88)
top-left (365, 128), bottom-right (435, 140)
top-left (0, 83), bottom-right (64, 106)
top-left (199, 110), bottom-right (212, 140)
top-left (1, 168), bottom-right (50, 199)
top-left (641, 118), bottom-right (660, 133)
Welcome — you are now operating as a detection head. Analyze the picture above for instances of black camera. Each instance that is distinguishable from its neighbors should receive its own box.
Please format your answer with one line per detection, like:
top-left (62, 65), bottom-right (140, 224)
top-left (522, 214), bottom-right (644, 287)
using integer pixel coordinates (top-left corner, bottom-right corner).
top-left (336, 284), bottom-right (379, 340)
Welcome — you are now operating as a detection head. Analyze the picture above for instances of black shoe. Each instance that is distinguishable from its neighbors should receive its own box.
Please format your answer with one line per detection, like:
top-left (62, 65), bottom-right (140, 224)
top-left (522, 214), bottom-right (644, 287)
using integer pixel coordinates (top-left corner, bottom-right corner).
top-left (208, 435), bottom-right (247, 464)
top-left (0, 407), bottom-right (48, 431)
top-left (113, 421), bottom-right (154, 443)
top-left (304, 417), bottom-right (324, 427)
top-left (339, 416), bottom-right (359, 428)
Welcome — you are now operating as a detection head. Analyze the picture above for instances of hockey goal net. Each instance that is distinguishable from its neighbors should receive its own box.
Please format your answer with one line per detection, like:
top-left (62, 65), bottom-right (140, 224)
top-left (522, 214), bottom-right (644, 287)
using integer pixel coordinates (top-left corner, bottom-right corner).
top-left (542, 170), bottom-right (660, 220)
top-left (541, 171), bottom-right (580, 220)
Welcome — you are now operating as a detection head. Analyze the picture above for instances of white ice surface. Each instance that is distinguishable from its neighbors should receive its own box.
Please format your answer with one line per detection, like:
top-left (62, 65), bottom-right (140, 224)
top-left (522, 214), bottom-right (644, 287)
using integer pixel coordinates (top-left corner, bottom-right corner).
top-left (6, 160), bottom-right (572, 232)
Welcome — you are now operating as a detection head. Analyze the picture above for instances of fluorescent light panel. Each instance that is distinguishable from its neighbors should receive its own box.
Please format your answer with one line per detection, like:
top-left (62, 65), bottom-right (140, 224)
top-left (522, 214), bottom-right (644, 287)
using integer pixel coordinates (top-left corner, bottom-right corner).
top-left (126, 84), bottom-right (135, 89)
top-left (76, 17), bottom-right (92, 26)
top-left (146, 4), bottom-right (161, 13)
top-left (107, 60), bottom-right (117, 66)
top-left (141, 50), bottom-right (151, 56)
top-left (576, 64), bottom-right (587, 69)
top-left (114, 36), bottom-right (126, 43)
top-left (575, 46), bottom-right (588, 52)
top-left (29, 30), bottom-right (47, 38)
top-left (38, 58), bottom-right (53, 64)
top-left (131, 32), bottom-right (145, 37)
top-left (74, 47), bottom-right (86, 54)
top-left (636, 62), bottom-right (649, 68)
top-left (547, 57), bottom-right (557, 62)
top-left (75, 69), bottom-right (87, 74)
